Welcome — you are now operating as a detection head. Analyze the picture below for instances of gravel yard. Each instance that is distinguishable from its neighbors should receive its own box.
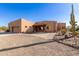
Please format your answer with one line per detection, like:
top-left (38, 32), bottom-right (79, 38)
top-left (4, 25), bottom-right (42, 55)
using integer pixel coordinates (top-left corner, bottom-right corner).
top-left (0, 33), bottom-right (79, 56)
top-left (0, 42), bottom-right (79, 56)
top-left (0, 33), bottom-right (49, 49)
top-left (27, 33), bottom-right (56, 39)
top-left (55, 36), bottom-right (79, 46)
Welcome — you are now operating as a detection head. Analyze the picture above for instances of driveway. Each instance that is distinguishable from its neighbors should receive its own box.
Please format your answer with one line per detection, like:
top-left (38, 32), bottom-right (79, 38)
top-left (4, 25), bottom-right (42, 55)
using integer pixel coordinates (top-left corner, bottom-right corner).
top-left (0, 33), bottom-right (78, 56)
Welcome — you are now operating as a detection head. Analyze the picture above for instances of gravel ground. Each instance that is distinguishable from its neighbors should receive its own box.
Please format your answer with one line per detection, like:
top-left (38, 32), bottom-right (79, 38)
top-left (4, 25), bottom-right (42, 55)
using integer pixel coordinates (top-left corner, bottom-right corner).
top-left (0, 42), bottom-right (79, 56)
top-left (0, 33), bottom-right (79, 56)
top-left (58, 36), bottom-right (79, 46)
top-left (27, 33), bottom-right (56, 39)
top-left (0, 34), bottom-right (49, 49)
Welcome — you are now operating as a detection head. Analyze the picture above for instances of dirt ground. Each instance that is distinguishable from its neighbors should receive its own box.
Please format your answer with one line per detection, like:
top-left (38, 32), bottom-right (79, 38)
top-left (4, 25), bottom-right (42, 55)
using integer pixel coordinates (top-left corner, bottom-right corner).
top-left (0, 33), bottom-right (79, 56)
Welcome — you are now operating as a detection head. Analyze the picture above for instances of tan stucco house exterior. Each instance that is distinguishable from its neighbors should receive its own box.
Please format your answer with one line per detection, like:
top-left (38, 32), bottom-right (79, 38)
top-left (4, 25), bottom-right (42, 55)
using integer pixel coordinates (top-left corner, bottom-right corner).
top-left (33, 21), bottom-right (58, 32)
top-left (57, 23), bottom-right (66, 31)
top-left (8, 18), bottom-right (34, 33)
top-left (32, 21), bottom-right (66, 32)
top-left (8, 18), bottom-right (66, 33)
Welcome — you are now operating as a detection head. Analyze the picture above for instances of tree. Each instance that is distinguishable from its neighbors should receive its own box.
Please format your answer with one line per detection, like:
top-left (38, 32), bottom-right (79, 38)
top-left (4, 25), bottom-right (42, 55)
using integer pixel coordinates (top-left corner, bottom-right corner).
top-left (0, 26), bottom-right (8, 31)
top-left (70, 4), bottom-right (77, 45)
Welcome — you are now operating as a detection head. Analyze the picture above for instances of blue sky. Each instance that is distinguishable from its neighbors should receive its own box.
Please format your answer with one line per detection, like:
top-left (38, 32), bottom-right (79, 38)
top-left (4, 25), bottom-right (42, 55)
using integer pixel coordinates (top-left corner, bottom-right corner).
top-left (0, 3), bottom-right (79, 26)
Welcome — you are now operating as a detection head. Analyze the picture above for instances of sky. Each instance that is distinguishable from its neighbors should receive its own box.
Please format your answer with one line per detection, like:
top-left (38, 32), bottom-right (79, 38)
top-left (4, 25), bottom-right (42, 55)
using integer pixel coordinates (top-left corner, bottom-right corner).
top-left (0, 3), bottom-right (79, 27)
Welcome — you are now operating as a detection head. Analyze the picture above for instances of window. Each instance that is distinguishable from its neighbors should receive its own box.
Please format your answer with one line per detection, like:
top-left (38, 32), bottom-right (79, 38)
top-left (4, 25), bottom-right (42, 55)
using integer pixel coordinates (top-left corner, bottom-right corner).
top-left (16, 26), bottom-right (20, 28)
top-left (47, 26), bottom-right (49, 29)
top-left (25, 26), bottom-right (27, 28)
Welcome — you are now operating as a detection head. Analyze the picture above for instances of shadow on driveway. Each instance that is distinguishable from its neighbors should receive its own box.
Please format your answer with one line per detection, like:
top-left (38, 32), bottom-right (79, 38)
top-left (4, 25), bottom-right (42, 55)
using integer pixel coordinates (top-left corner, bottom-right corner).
top-left (0, 40), bottom-right (54, 52)
top-left (0, 35), bottom-right (77, 52)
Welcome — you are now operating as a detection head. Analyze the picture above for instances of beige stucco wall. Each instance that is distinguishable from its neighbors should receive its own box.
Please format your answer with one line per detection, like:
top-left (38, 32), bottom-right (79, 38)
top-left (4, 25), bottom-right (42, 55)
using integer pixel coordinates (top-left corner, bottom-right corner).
top-left (34, 21), bottom-right (57, 32)
top-left (46, 21), bottom-right (57, 32)
top-left (8, 18), bottom-right (34, 33)
top-left (57, 23), bottom-right (66, 31)
top-left (8, 19), bottom-right (21, 32)
top-left (21, 19), bottom-right (34, 33)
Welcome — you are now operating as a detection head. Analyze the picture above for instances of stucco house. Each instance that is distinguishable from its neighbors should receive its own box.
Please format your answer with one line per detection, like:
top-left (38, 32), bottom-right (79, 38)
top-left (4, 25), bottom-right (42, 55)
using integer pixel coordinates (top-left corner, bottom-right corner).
top-left (57, 23), bottom-right (66, 31)
top-left (8, 18), bottom-right (66, 33)
top-left (8, 18), bottom-right (34, 33)
top-left (33, 21), bottom-right (58, 32)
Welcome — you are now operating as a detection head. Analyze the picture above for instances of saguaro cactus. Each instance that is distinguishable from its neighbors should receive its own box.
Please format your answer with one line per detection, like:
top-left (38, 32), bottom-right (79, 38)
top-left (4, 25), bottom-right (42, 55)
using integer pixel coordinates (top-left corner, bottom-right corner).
top-left (70, 4), bottom-right (77, 45)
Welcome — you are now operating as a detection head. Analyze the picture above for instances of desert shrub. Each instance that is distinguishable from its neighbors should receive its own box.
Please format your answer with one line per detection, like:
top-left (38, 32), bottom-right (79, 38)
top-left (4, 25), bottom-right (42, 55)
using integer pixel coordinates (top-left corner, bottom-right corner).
top-left (0, 26), bottom-right (8, 31)
top-left (61, 28), bottom-right (67, 35)
top-left (76, 30), bottom-right (79, 35)
top-left (76, 26), bottom-right (79, 31)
